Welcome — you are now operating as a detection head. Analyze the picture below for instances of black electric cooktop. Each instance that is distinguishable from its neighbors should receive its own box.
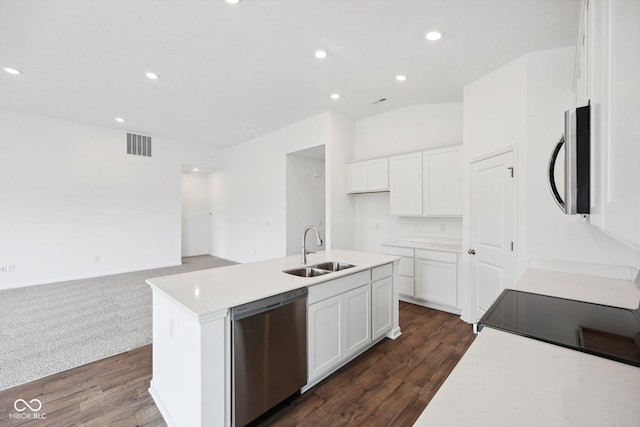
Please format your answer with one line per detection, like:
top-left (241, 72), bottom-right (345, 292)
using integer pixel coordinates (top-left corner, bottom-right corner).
top-left (478, 289), bottom-right (640, 368)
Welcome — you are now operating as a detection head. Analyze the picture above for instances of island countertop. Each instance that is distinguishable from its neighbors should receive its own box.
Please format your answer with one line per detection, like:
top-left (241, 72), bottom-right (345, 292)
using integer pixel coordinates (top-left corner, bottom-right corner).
top-left (146, 249), bottom-right (399, 319)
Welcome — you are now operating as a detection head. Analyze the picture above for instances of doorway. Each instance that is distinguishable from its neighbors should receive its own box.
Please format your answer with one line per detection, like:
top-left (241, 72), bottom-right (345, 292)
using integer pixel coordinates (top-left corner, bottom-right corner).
top-left (286, 146), bottom-right (326, 256)
top-left (468, 150), bottom-right (517, 322)
top-left (181, 170), bottom-right (211, 257)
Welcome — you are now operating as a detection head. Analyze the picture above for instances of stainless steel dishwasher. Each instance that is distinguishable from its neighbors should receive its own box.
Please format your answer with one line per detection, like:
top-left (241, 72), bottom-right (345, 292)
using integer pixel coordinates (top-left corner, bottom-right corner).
top-left (230, 287), bottom-right (308, 426)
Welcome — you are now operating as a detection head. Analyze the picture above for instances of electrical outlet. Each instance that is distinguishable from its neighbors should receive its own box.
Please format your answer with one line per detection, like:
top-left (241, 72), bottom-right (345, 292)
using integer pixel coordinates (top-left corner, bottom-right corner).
top-left (440, 223), bottom-right (446, 232)
top-left (0, 265), bottom-right (6, 273)
top-left (94, 256), bottom-right (100, 263)
top-left (411, 223), bottom-right (418, 232)
top-left (8, 264), bottom-right (15, 272)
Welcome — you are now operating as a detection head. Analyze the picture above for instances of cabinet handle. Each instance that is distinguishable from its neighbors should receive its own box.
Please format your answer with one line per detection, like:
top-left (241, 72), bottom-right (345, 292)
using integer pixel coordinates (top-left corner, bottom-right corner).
top-left (468, 249), bottom-right (476, 255)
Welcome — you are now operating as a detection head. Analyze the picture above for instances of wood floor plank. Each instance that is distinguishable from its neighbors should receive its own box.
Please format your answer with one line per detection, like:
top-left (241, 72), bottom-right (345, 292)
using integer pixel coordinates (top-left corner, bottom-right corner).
top-left (0, 301), bottom-right (474, 427)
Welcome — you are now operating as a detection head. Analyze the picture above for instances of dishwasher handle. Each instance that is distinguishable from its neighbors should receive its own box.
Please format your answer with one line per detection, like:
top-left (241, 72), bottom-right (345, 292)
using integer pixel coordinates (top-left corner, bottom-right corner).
top-left (230, 288), bottom-right (308, 321)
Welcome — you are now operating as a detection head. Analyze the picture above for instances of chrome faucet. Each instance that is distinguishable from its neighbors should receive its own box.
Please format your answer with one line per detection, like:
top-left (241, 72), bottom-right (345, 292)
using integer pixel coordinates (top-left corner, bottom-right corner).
top-left (302, 226), bottom-right (323, 264)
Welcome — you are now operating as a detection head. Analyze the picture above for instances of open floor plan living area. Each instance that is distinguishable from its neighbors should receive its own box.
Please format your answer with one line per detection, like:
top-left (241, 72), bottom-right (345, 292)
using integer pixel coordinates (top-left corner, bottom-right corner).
top-left (1, 1), bottom-right (639, 426)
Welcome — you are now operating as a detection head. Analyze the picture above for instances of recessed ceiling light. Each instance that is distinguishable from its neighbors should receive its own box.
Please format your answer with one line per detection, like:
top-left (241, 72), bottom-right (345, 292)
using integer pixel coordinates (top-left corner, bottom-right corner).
top-left (192, 168), bottom-right (199, 173)
top-left (426, 31), bottom-right (443, 41)
top-left (115, 117), bottom-right (126, 123)
top-left (145, 72), bottom-right (159, 80)
top-left (314, 50), bottom-right (327, 59)
top-left (395, 75), bottom-right (407, 81)
top-left (225, 0), bottom-right (240, 4)
top-left (3, 67), bottom-right (22, 75)
top-left (330, 93), bottom-right (340, 100)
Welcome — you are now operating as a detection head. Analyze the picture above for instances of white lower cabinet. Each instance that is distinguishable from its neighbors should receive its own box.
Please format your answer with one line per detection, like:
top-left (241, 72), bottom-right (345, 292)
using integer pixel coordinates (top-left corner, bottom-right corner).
top-left (307, 295), bottom-right (343, 380)
top-left (372, 276), bottom-right (392, 340)
top-left (381, 245), bottom-right (414, 296)
top-left (344, 285), bottom-right (371, 356)
top-left (307, 264), bottom-right (393, 384)
top-left (415, 250), bottom-right (458, 308)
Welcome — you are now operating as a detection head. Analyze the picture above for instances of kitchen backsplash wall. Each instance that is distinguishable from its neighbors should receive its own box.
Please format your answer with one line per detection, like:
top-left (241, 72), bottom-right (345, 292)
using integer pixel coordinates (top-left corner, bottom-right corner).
top-left (354, 192), bottom-right (462, 253)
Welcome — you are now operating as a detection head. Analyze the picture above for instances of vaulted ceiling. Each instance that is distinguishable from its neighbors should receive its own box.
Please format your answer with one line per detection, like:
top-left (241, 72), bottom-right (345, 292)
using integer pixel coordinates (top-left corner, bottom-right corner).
top-left (0, 0), bottom-right (580, 148)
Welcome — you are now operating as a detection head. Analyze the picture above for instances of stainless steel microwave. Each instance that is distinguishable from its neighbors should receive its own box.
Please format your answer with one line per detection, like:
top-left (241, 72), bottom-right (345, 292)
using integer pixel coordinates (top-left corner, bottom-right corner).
top-left (548, 104), bottom-right (590, 215)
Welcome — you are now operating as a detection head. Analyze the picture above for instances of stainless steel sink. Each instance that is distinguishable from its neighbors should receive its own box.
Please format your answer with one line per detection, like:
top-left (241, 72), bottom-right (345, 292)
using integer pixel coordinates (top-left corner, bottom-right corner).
top-left (312, 261), bottom-right (355, 272)
top-left (283, 261), bottom-right (355, 277)
top-left (283, 267), bottom-right (331, 277)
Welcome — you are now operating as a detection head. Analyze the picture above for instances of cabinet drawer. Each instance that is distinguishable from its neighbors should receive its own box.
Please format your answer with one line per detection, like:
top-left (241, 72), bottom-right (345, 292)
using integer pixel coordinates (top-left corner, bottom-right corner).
top-left (372, 263), bottom-right (392, 281)
top-left (396, 257), bottom-right (414, 277)
top-left (395, 275), bottom-right (414, 296)
top-left (381, 245), bottom-right (414, 257)
top-left (308, 270), bottom-right (371, 305)
top-left (415, 249), bottom-right (457, 263)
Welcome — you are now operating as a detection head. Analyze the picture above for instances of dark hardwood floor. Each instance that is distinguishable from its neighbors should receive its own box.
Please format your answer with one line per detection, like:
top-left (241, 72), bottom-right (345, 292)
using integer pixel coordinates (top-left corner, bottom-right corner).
top-left (0, 302), bottom-right (475, 427)
top-left (261, 302), bottom-right (476, 426)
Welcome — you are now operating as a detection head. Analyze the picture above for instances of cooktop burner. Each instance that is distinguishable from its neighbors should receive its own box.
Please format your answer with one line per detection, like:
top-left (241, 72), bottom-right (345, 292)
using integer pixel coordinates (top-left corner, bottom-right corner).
top-left (478, 289), bottom-right (640, 367)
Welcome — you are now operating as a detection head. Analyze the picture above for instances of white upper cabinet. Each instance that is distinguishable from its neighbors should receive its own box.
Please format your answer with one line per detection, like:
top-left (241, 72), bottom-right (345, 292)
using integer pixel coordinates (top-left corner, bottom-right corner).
top-left (389, 152), bottom-right (423, 216)
top-left (423, 146), bottom-right (463, 216)
top-left (587, 0), bottom-right (640, 251)
top-left (346, 158), bottom-right (389, 193)
top-left (389, 146), bottom-right (463, 217)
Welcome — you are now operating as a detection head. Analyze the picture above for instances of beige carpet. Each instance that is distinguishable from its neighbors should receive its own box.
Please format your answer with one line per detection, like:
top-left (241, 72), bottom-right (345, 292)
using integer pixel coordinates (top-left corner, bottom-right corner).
top-left (0, 255), bottom-right (237, 391)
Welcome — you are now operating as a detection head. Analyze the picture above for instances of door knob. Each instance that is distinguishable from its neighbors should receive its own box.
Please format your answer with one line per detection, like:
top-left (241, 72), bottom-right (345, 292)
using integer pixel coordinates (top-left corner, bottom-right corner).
top-left (468, 249), bottom-right (476, 255)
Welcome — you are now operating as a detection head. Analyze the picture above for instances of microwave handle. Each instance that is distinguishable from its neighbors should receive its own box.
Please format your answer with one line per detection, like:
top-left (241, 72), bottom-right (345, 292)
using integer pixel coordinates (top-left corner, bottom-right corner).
top-left (548, 136), bottom-right (566, 213)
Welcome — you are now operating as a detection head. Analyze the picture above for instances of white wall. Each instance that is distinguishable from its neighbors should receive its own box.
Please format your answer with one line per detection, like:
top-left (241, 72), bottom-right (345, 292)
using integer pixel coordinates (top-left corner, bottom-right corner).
top-left (461, 47), bottom-right (640, 313)
top-left (326, 112), bottom-right (356, 251)
top-left (181, 172), bottom-right (211, 257)
top-left (352, 103), bottom-right (464, 253)
top-left (0, 109), bottom-right (223, 289)
top-left (210, 112), bottom-right (355, 263)
top-left (286, 153), bottom-right (325, 256)
top-left (355, 104), bottom-right (464, 159)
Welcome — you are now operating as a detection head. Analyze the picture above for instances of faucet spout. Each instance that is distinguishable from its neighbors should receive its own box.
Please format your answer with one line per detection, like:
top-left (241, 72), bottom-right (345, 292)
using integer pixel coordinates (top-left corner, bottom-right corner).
top-left (302, 226), bottom-right (323, 265)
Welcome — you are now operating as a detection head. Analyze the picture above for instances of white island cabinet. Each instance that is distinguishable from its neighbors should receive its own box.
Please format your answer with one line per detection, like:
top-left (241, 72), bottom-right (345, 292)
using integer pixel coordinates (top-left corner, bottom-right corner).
top-left (306, 264), bottom-right (394, 387)
top-left (146, 249), bottom-right (400, 427)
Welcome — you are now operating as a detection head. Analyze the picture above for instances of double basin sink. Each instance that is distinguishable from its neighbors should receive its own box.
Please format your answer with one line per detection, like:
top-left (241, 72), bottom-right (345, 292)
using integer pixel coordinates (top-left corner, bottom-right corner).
top-left (284, 261), bottom-right (355, 278)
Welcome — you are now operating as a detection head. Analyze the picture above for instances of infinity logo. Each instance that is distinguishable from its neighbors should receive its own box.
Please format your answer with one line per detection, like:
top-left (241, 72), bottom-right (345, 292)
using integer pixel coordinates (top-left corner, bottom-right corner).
top-left (14, 398), bottom-right (42, 412)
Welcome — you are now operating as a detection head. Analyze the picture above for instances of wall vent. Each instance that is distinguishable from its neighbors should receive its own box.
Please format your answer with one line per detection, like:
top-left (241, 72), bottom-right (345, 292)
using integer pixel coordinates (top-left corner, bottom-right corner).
top-left (126, 133), bottom-right (152, 157)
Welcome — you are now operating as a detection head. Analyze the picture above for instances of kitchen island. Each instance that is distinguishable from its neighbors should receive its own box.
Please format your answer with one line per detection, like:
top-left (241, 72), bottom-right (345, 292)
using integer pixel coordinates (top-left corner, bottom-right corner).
top-left (146, 249), bottom-right (400, 427)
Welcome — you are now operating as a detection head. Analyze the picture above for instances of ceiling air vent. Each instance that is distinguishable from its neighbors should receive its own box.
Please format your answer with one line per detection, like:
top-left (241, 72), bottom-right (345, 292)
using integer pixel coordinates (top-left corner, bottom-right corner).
top-left (126, 133), bottom-right (152, 157)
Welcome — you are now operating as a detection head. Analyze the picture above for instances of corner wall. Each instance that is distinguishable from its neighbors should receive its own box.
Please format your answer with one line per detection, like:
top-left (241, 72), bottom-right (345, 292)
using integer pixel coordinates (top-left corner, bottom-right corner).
top-left (461, 47), bottom-right (640, 319)
top-left (209, 112), bottom-right (355, 263)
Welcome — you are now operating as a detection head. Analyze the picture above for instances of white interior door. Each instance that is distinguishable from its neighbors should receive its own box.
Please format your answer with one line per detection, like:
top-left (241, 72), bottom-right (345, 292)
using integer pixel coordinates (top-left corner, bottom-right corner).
top-left (469, 151), bottom-right (516, 322)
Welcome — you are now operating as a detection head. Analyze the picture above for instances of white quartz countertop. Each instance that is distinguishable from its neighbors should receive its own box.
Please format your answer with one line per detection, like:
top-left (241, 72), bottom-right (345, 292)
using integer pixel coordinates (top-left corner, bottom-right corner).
top-left (415, 267), bottom-right (640, 426)
top-left (382, 240), bottom-right (462, 253)
top-left (146, 249), bottom-right (399, 319)
top-left (514, 268), bottom-right (640, 310)
top-left (414, 327), bottom-right (640, 427)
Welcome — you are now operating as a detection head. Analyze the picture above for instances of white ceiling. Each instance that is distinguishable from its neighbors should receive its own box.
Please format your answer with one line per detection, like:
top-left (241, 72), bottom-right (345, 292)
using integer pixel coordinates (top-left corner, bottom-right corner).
top-left (0, 0), bottom-right (580, 149)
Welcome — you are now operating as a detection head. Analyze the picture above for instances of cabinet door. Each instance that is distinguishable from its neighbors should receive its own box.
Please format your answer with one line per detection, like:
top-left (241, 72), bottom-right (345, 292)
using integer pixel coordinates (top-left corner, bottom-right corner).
top-left (423, 146), bottom-right (463, 216)
top-left (372, 277), bottom-right (392, 340)
top-left (589, 0), bottom-right (640, 250)
top-left (415, 258), bottom-right (457, 307)
top-left (368, 158), bottom-right (389, 191)
top-left (390, 152), bottom-right (423, 216)
top-left (344, 285), bottom-right (371, 357)
top-left (308, 295), bottom-right (343, 381)
top-left (346, 162), bottom-right (368, 193)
